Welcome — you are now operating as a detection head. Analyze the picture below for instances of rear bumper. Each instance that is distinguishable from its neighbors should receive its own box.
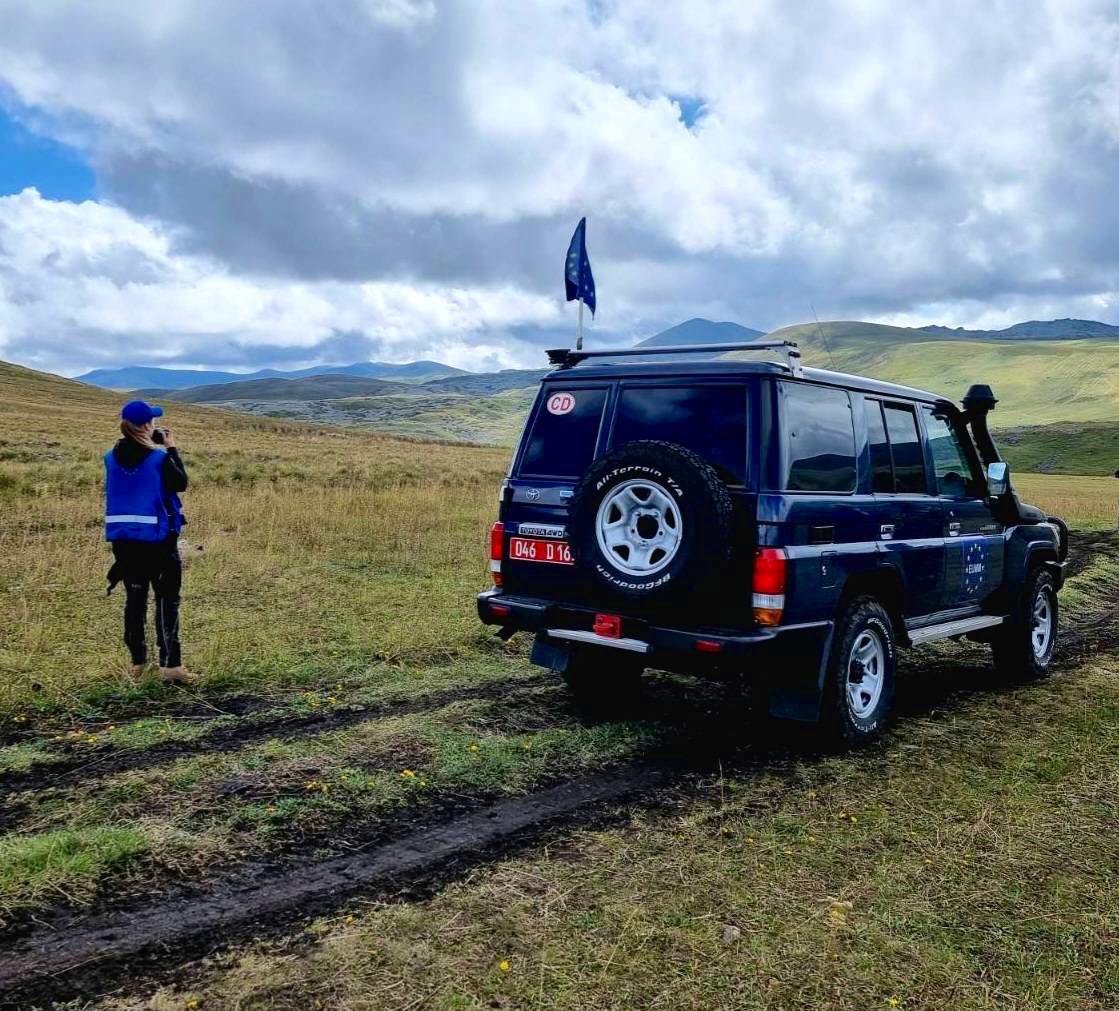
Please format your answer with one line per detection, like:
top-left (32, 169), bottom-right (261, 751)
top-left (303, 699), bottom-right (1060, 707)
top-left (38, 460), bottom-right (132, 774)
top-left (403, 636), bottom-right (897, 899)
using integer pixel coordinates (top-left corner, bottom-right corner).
top-left (477, 590), bottom-right (834, 718)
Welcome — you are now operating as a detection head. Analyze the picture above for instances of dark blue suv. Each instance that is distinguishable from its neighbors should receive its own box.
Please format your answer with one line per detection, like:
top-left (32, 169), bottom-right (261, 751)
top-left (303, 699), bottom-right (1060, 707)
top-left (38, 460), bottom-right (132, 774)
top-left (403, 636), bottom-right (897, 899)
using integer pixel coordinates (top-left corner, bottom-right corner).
top-left (477, 340), bottom-right (1069, 746)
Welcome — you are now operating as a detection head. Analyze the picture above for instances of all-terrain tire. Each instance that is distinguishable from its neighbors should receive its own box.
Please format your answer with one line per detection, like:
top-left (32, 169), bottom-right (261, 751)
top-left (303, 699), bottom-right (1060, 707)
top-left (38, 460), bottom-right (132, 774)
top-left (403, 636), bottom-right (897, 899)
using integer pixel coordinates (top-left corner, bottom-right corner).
top-left (561, 647), bottom-right (643, 717)
top-left (819, 596), bottom-right (897, 748)
top-left (991, 567), bottom-right (1057, 680)
top-left (566, 440), bottom-right (735, 609)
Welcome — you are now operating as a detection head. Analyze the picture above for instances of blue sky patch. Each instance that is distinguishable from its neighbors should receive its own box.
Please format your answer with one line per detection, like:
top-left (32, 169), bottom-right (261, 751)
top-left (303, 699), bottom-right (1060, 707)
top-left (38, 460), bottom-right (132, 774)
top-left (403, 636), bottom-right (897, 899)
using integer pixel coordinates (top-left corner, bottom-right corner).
top-left (0, 107), bottom-right (96, 202)
top-left (670, 95), bottom-right (707, 129)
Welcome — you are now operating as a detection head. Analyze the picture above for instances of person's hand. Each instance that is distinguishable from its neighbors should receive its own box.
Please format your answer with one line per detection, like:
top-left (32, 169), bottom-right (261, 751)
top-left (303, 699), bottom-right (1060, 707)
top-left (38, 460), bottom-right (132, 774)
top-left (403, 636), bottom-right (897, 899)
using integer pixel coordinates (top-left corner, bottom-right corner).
top-left (161, 427), bottom-right (176, 448)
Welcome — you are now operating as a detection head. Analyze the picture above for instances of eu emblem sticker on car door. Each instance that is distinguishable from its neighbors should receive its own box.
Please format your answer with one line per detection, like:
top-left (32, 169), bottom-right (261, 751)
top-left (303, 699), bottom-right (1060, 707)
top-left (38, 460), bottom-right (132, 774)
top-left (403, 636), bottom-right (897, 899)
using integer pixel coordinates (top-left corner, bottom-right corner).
top-left (962, 537), bottom-right (987, 597)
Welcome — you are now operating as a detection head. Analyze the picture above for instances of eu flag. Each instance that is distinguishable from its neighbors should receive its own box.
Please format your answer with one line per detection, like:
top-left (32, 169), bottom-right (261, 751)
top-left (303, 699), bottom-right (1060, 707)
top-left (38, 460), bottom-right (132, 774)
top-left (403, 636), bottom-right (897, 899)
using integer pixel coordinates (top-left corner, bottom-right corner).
top-left (564, 217), bottom-right (596, 316)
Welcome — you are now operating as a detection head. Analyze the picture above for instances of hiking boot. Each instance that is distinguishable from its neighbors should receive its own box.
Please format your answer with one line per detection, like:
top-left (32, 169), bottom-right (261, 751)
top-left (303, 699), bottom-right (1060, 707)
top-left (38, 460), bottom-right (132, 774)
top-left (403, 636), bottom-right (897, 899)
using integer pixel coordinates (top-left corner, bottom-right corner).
top-left (158, 666), bottom-right (199, 685)
top-left (129, 663), bottom-right (149, 680)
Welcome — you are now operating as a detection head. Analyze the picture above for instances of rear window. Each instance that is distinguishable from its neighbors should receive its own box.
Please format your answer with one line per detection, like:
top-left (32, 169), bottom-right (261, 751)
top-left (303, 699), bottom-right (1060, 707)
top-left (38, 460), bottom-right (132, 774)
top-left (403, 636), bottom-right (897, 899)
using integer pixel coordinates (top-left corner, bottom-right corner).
top-left (609, 385), bottom-right (748, 483)
top-left (519, 387), bottom-right (607, 477)
top-left (883, 404), bottom-right (926, 494)
top-left (779, 382), bottom-right (856, 492)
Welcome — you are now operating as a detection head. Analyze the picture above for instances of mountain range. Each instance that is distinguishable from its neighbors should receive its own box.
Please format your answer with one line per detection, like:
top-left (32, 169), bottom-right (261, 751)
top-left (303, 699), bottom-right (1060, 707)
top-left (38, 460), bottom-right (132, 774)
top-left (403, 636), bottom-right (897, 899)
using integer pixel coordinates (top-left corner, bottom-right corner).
top-left (76, 317), bottom-right (1119, 396)
top-left (77, 359), bottom-right (464, 391)
top-left (917, 318), bottom-right (1119, 340)
top-left (68, 315), bottom-right (1119, 444)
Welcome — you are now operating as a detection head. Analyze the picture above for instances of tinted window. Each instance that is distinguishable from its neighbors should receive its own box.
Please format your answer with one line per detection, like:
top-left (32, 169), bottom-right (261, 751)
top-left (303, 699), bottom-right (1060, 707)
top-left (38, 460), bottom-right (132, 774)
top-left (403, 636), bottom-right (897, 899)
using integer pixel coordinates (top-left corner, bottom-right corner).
top-left (883, 404), bottom-right (926, 494)
top-left (611, 385), bottom-right (747, 483)
top-left (780, 382), bottom-right (856, 492)
top-left (922, 408), bottom-right (978, 499)
top-left (865, 400), bottom-right (893, 493)
top-left (520, 387), bottom-right (607, 477)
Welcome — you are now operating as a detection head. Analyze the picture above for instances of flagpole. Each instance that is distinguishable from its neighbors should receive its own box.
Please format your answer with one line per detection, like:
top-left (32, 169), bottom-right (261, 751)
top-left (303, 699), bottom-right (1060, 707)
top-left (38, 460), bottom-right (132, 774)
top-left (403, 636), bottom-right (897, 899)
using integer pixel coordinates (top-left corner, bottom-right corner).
top-left (577, 296), bottom-right (584, 351)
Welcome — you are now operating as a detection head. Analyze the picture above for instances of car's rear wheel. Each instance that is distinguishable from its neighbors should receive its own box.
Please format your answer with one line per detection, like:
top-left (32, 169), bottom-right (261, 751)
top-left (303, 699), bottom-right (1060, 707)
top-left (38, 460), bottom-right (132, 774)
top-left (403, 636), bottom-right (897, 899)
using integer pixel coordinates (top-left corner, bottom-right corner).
top-left (820, 596), bottom-right (897, 747)
top-left (560, 647), bottom-right (643, 716)
top-left (992, 567), bottom-right (1057, 679)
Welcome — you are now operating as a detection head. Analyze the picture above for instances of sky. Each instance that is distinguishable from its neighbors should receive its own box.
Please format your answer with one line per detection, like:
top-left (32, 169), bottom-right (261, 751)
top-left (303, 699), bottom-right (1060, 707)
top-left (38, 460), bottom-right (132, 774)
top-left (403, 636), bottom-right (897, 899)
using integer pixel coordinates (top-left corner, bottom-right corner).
top-left (1, 0), bottom-right (1119, 376)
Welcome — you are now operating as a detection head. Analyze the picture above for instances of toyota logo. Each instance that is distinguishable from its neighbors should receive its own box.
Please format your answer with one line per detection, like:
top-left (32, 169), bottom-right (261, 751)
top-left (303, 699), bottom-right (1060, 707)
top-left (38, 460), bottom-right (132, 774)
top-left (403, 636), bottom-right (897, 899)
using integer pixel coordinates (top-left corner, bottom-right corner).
top-left (524, 488), bottom-right (541, 501)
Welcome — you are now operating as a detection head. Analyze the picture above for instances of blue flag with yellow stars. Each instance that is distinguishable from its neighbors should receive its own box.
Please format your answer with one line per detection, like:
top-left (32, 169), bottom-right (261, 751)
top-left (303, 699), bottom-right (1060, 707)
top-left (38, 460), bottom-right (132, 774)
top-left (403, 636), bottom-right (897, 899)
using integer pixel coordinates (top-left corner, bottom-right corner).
top-left (564, 217), bottom-right (596, 315)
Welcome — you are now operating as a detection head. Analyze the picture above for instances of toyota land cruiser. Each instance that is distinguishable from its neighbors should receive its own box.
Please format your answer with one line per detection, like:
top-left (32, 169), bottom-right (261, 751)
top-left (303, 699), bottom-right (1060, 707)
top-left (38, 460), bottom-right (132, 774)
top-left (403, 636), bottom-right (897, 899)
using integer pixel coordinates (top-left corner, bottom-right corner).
top-left (477, 339), bottom-right (1069, 746)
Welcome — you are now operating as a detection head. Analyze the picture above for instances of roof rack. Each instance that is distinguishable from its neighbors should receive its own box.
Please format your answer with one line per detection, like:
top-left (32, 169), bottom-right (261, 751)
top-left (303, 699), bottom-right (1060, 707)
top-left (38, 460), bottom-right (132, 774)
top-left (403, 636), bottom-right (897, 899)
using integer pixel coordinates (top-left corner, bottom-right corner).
top-left (546, 340), bottom-right (803, 377)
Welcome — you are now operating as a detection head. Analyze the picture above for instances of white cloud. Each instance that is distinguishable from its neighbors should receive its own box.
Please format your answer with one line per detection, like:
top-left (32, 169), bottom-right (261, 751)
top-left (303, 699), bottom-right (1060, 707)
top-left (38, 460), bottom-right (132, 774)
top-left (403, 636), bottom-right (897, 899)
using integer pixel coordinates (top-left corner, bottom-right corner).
top-left (1, 0), bottom-right (1119, 372)
top-left (0, 189), bottom-right (558, 373)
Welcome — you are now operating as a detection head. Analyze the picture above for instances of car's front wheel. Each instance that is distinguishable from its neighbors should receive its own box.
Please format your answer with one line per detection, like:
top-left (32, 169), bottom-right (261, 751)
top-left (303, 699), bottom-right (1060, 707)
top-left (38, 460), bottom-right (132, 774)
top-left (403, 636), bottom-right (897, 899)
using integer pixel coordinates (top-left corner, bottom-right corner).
top-left (820, 596), bottom-right (897, 747)
top-left (992, 567), bottom-right (1057, 679)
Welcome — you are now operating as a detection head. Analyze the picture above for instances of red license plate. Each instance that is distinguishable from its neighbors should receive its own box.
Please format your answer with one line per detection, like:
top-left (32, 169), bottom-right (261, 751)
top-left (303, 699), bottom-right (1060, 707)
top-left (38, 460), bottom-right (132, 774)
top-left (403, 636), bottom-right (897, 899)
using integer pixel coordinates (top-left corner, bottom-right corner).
top-left (508, 536), bottom-right (574, 565)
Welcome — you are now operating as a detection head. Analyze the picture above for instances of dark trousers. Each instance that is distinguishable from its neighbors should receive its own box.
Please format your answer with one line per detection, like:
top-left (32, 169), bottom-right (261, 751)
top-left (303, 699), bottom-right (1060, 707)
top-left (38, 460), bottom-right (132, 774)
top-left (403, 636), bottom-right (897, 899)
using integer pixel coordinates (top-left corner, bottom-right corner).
top-left (111, 537), bottom-right (182, 668)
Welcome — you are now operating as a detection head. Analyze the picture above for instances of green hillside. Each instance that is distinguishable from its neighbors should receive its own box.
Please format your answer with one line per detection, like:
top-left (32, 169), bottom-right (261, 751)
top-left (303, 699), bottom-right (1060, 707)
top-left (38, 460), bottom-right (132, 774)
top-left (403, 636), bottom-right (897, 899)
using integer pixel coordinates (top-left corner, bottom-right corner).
top-left (999, 421), bottom-right (1119, 477)
top-left (168, 374), bottom-right (413, 402)
top-left (753, 324), bottom-right (1119, 428)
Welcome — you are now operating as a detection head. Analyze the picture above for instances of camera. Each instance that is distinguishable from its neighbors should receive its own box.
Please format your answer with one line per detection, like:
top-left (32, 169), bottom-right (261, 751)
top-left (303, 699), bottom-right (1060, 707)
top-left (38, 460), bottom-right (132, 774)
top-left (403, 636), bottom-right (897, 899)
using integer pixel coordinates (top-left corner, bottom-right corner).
top-left (152, 427), bottom-right (167, 445)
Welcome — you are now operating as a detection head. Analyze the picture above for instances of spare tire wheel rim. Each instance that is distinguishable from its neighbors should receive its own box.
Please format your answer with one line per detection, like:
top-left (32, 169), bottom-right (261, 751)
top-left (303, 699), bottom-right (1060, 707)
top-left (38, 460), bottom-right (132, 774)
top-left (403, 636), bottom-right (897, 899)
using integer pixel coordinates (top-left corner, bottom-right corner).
top-left (595, 478), bottom-right (684, 577)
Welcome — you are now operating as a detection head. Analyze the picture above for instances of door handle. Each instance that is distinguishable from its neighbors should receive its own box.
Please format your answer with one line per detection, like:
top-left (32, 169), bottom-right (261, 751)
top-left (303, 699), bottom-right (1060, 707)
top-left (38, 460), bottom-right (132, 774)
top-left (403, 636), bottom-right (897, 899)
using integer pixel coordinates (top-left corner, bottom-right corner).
top-left (880, 524), bottom-right (894, 540)
top-left (948, 521), bottom-right (961, 537)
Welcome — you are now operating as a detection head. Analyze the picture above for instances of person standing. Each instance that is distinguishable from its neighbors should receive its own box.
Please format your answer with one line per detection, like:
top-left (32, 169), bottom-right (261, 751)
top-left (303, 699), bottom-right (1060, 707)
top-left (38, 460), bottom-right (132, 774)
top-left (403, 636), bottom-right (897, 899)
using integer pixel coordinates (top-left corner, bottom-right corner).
top-left (104, 400), bottom-right (197, 684)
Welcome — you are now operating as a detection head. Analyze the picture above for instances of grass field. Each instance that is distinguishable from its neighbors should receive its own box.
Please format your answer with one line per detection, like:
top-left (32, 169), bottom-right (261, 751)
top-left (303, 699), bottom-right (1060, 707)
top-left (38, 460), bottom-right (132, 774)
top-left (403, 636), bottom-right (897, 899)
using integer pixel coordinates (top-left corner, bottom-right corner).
top-left (1, 357), bottom-right (1118, 1009)
top-left (0, 360), bottom-right (509, 716)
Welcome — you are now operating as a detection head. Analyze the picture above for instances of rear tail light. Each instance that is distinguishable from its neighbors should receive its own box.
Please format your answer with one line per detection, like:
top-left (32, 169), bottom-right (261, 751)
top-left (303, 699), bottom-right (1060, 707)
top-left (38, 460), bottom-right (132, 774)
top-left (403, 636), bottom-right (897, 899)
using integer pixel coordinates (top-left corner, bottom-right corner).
top-left (490, 521), bottom-right (504, 586)
top-left (752, 547), bottom-right (787, 626)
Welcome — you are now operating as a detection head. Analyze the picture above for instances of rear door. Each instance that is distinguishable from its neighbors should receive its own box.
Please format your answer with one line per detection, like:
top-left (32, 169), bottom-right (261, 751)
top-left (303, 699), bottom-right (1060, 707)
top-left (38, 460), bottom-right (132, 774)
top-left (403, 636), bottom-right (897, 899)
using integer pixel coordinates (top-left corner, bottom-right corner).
top-left (919, 405), bottom-right (1005, 609)
top-left (502, 378), bottom-right (754, 622)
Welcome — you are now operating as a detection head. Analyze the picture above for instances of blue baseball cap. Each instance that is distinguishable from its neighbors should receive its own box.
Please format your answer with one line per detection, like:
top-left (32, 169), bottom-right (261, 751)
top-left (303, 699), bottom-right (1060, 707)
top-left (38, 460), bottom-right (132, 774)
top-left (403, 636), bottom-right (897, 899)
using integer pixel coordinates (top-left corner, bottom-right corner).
top-left (120, 400), bottom-right (164, 425)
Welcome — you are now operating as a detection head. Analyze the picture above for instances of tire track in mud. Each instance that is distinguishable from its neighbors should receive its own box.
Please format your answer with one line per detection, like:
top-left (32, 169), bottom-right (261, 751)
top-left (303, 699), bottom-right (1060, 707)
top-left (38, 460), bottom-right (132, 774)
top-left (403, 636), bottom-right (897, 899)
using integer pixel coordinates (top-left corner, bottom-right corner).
top-left (2, 645), bottom-right (1116, 1007)
top-left (0, 761), bottom-right (684, 1008)
top-left (0, 674), bottom-right (552, 805)
top-left (1, 534), bottom-right (1115, 1005)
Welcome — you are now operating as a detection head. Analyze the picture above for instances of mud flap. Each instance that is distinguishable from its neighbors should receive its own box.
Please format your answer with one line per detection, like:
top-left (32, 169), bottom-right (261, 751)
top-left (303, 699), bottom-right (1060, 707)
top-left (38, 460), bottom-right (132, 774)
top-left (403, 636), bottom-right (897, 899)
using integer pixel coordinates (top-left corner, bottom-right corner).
top-left (763, 623), bottom-right (835, 723)
top-left (530, 634), bottom-right (571, 674)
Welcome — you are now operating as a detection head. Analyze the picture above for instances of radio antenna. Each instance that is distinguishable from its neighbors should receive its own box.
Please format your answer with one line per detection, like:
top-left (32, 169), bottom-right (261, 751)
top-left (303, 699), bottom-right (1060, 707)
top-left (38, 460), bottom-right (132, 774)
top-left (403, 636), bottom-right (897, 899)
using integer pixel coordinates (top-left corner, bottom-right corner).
top-left (811, 303), bottom-right (838, 371)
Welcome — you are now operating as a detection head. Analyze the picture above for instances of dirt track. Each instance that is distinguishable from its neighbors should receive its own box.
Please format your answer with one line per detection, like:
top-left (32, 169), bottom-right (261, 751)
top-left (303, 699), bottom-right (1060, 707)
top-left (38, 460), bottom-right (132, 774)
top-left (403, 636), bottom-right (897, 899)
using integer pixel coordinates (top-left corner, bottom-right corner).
top-left (0, 764), bottom-right (681, 1008)
top-left (1, 531), bottom-right (1115, 1008)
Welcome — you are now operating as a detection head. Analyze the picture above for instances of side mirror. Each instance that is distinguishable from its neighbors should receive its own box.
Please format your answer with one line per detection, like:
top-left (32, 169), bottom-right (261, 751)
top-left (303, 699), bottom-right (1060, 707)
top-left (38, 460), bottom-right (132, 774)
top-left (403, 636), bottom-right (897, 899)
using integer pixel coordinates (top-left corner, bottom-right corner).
top-left (987, 461), bottom-right (1009, 497)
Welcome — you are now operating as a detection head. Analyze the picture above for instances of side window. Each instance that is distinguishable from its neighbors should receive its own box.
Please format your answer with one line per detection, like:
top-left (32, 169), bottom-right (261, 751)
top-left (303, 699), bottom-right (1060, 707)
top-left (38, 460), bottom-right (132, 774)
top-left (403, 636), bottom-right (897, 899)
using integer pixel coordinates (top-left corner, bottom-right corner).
top-left (922, 408), bottom-right (979, 499)
top-left (883, 404), bottom-right (926, 494)
top-left (780, 382), bottom-right (856, 492)
top-left (864, 399), bottom-right (893, 493)
top-left (610, 385), bottom-right (748, 483)
top-left (519, 388), bottom-right (607, 478)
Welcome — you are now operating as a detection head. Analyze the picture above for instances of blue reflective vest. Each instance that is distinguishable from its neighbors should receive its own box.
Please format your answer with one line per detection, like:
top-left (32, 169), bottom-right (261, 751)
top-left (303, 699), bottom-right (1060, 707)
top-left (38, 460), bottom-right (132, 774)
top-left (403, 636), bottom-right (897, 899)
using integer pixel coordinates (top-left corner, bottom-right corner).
top-left (104, 447), bottom-right (184, 542)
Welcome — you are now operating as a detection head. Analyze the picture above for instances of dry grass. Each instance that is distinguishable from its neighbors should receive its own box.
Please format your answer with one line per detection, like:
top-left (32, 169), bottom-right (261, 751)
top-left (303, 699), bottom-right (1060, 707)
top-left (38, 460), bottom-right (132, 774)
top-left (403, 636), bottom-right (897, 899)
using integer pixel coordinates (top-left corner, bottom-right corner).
top-left (1014, 474), bottom-right (1117, 530)
top-left (0, 360), bottom-right (509, 716)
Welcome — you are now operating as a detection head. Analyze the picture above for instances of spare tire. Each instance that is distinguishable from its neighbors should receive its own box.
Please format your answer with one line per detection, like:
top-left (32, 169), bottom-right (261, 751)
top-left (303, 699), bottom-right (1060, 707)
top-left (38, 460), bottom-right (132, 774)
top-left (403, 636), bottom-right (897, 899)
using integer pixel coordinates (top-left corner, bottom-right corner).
top-left (567, 440), bottom-right (735, 605)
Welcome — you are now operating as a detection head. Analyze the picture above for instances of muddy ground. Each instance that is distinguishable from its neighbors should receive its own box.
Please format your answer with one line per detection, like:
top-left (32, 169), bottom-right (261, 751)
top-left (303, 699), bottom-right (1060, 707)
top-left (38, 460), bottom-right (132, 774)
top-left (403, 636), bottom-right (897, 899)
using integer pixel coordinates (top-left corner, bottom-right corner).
top-left (1, 530), bottom-right (1116, 1010)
